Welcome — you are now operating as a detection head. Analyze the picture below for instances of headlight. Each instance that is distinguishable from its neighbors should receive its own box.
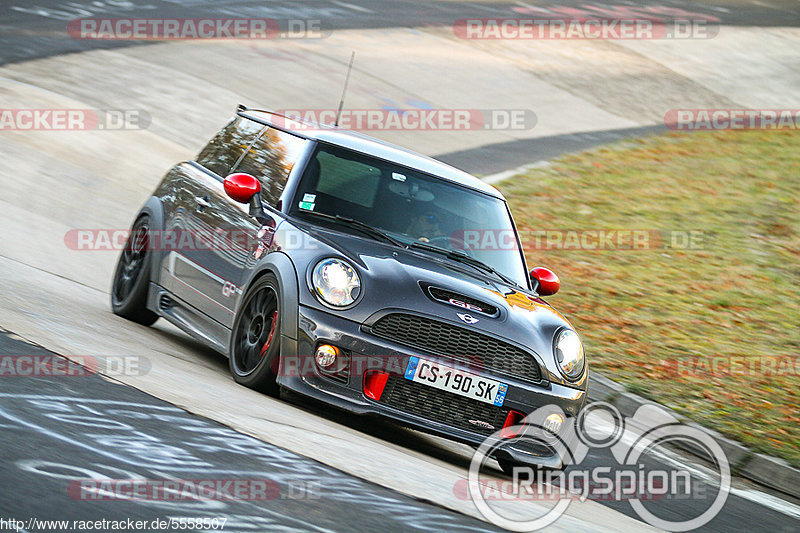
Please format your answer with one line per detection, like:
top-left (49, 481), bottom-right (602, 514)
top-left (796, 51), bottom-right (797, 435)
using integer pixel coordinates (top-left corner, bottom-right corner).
top-left (554, 329), bottom-right (585, 380)
top-left (312, 258), bottom-right (361, 307)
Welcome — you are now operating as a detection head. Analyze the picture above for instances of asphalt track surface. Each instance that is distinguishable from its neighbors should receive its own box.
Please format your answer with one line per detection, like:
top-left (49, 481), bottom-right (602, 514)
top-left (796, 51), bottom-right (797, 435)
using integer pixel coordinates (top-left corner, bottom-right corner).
top-left (2, 0), bottom-right (797, 173)
top-left (437, 124), bottom-right (667, 175)
top-left (2, 0), bottom-right (799, 66)
top-left (0, 325), bottom-right (798, 531)
top-left (0, 329), bottom-right (505, 533)
top-left (1, 0), bottom-right (800, 532)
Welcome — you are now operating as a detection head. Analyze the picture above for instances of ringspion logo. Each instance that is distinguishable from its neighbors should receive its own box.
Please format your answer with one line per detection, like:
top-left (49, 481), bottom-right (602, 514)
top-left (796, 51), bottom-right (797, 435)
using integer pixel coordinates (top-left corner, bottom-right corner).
top-left (465, 402), bottom-right (731, 531)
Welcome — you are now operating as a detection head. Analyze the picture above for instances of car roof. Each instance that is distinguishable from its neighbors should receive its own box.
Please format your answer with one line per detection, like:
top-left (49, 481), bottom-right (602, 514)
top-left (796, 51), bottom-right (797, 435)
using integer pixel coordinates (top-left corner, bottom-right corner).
top-left (239, 107), bottom-right (505, 199)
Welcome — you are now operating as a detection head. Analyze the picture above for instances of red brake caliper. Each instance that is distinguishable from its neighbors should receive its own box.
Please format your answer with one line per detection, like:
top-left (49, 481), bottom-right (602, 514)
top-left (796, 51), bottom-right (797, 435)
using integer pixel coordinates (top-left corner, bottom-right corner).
top-left (259, 311), bottom-right (278, 358)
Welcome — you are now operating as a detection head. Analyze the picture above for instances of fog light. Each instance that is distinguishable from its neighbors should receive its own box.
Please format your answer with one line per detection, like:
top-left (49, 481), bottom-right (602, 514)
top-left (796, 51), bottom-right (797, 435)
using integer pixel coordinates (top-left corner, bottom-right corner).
top-left (543, 413), bottom-right (565, 434)
top-left (315, 344), bottom-right (339, 369)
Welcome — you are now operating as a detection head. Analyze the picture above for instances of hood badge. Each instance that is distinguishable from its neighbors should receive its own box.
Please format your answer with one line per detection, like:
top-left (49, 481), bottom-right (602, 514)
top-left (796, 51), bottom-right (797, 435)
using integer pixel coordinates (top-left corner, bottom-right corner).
top-left (457, 313), bottom-right (479, 325)
top-left (448, 297), bottom-right (484, 313)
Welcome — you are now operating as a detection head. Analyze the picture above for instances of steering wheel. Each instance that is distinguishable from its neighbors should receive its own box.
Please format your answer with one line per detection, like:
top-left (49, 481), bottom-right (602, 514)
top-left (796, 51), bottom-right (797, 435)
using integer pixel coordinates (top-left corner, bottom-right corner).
top-left (423, 235), bottom-right (475, 257)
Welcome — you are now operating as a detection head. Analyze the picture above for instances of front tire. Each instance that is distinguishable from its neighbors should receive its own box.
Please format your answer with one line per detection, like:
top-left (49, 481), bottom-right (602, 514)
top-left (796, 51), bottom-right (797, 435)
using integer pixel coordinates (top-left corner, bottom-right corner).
top-left (229, 274), bottom-right (282, 395)
top-left (111, 215), bottom-right (159, 326)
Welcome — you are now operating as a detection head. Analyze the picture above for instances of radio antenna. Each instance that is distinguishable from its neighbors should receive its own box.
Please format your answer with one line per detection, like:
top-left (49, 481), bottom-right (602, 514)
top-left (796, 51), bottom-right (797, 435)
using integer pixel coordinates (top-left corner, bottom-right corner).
top-left (334, 51), bottom-right (355, 127)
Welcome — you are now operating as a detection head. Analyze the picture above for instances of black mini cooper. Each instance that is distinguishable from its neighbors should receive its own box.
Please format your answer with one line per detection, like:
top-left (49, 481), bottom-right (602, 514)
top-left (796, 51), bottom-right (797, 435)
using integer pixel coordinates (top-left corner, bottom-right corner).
top-left (112, 105), bottom-right (587, 471)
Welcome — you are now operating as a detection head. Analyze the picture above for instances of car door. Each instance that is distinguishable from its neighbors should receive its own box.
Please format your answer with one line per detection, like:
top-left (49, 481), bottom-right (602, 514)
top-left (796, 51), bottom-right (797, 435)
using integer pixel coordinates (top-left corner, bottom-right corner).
top-left (210, 125), bottom-right (309, 319)
top-left (176, 121), bottom-right (308, 327)
top-left (164, 116), bottom-right (262, 323)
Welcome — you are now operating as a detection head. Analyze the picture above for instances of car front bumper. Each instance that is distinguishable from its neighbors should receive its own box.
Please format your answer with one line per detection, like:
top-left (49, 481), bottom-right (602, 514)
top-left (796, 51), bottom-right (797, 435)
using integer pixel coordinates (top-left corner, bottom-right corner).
top-left (276, 305), bottom-right (587, 468)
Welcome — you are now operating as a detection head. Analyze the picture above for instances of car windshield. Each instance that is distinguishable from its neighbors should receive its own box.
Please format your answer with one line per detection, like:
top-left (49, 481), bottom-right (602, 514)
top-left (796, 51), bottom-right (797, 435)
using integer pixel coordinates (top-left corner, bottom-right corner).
top-left (290, 143), bottom-right (528, 287)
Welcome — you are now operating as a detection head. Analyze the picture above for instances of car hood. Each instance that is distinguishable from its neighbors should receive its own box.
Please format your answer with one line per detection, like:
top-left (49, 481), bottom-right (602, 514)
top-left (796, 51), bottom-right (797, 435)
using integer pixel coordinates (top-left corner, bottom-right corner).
top-left (276, 220), bottom-right (586, 389)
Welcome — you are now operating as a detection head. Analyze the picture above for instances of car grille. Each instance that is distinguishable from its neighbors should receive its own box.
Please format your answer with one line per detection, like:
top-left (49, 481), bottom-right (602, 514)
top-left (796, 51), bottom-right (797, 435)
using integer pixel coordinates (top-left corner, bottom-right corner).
top-left (380, 376), bottom-right (509, 436)
top-left (369, 313), bottom-right (542, 383)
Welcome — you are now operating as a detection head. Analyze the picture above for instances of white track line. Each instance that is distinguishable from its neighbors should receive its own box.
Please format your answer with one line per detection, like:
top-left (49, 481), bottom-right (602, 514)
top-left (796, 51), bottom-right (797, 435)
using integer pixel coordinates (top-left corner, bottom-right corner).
top-left (331, 1), bottom-right (374, 13)
top-left (588, 416), bottom-right (800, 520)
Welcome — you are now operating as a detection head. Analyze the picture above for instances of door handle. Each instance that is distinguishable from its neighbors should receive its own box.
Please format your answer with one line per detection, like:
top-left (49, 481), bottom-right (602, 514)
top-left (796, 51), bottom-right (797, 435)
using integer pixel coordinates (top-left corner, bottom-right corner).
top-left (195, 196), bottom-right (211, 210)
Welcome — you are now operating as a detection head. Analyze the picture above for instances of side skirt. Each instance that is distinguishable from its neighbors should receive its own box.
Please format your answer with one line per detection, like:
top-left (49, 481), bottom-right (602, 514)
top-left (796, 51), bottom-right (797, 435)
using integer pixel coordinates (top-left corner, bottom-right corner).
top-left (147, 283), bottom-right (230, 355)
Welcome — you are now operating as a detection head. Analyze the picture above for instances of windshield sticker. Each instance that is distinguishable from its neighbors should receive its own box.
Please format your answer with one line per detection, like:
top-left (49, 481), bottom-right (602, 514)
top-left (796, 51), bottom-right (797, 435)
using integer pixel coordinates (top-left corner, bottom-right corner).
top-left (302, 193), bottom-right (317, 202)
top-left (392, 172), bottom-right (407, 182)
top-left (299, 201), bottom-right (315, 211)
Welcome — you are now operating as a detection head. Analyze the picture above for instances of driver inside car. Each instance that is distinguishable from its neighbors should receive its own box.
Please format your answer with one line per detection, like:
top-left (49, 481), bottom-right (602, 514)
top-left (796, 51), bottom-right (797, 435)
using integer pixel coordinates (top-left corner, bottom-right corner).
top-left (407, 213), bottom-right (445, 244)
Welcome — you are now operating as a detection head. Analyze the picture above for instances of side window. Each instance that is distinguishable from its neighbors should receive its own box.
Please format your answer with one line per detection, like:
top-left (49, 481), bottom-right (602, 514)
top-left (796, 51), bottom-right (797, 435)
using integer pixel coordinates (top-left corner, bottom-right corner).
top-left (233, 126), bottom-right (307, 207)
top-left (195, 117), bottom-right (262, 177)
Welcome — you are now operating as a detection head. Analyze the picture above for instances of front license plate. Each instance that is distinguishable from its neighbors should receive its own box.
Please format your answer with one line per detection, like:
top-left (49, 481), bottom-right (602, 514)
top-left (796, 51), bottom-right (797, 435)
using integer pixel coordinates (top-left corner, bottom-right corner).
top-left (404, 356), bottom-right (508, 406)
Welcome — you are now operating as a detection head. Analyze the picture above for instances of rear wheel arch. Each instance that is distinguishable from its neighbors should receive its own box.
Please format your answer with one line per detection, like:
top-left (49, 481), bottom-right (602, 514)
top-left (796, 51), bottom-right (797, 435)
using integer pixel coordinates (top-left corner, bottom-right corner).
top-left (138, 196), bottom-right (165, 285)
top-left (111, 213), bottom-right (159, 326)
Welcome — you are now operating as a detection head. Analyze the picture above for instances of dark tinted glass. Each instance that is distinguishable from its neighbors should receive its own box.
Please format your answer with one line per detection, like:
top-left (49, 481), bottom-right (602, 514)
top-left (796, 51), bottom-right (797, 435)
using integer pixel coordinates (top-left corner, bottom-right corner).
top-left (195, 117), bottom-right (263, 177)
top-left (233, 127), bottom-right (308, 207)
top-left (290, 144), bottom-right (527, 286)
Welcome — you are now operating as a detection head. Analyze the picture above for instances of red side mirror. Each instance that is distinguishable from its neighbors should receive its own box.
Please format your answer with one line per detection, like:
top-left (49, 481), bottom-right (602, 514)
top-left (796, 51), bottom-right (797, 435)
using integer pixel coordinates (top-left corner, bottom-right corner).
top-left (223, 173), bottom-right (261, 204)
top-left (530, 267), bottom-right (560, 296)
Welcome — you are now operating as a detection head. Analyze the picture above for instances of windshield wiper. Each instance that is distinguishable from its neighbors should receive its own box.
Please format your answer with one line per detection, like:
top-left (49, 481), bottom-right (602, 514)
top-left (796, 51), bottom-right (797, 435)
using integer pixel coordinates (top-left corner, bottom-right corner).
top-left (409, 241), bottom-right (524, 290)
top-left (299, 211), bottom-right (406, 248)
